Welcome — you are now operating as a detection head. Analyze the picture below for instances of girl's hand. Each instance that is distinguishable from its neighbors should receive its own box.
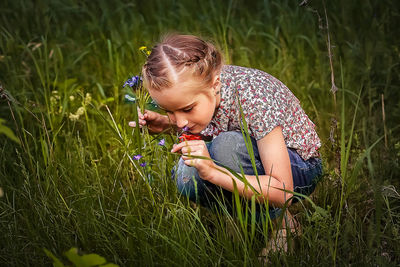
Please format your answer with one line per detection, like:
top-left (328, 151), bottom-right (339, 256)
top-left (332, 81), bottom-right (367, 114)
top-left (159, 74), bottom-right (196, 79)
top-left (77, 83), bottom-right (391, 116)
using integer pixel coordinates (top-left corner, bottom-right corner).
top-left (170, 140), bottom-right (216, 181)
top-left (129, 108), bottom-right (169, 133)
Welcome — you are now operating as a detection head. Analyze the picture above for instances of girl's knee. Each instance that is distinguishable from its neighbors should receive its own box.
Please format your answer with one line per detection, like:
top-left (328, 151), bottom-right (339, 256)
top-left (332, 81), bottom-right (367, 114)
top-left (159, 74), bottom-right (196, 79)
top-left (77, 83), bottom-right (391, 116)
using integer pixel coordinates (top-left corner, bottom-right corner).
top-left (209, 131), bottom-right (244, 163)
top-left (209, 131), bottom-right (262, 173)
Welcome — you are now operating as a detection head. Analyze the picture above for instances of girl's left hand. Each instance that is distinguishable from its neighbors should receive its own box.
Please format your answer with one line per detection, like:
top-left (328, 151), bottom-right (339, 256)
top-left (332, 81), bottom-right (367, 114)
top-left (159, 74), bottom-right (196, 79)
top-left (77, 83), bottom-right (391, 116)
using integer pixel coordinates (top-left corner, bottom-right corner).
top-left (170, 140), bottom-right (216, 181)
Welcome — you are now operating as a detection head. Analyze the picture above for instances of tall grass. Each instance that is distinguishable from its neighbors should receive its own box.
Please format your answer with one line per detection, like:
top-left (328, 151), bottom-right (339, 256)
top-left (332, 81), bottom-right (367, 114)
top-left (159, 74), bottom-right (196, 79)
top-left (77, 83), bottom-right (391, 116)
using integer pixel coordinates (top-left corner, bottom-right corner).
top-left (1, 0), bottom-right (399, 265)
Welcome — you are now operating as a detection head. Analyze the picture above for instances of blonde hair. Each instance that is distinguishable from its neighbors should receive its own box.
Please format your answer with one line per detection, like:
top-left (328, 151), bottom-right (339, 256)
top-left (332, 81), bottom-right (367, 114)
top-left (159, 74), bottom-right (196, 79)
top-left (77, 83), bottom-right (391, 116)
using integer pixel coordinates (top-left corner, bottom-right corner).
top-left (142, 34), bottom-right (223, 91)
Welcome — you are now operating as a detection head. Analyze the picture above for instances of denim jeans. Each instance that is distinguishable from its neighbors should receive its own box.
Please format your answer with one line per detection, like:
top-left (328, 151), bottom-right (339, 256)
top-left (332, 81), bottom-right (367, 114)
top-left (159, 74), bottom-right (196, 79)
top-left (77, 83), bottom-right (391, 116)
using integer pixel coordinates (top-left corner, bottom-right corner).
top-left (173, 131), bottom-right (323, 219)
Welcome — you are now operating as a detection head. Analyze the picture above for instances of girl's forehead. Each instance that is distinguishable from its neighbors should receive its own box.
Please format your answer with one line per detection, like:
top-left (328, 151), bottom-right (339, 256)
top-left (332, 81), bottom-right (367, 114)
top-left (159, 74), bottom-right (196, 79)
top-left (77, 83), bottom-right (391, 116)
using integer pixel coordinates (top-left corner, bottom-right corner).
top-left (149, 83), bottom-right (210, 111)
top-left (149, 86), bottom-right (197, 109)
top-left (148, 72), bottom-right (213, 108)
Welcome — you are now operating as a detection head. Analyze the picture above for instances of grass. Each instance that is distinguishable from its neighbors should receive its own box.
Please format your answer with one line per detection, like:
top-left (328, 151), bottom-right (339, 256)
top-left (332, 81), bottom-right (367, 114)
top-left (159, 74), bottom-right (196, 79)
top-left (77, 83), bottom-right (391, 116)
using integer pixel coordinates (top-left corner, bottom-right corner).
top-left (1, 0), bottom-right (400, 265)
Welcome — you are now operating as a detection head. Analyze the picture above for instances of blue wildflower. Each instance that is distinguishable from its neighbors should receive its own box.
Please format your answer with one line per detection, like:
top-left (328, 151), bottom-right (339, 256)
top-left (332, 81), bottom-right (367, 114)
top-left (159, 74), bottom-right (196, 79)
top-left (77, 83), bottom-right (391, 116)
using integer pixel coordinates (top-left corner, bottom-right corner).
top-left (158, 139), bottom-right (165, 146)
top-left (140, 162), bottom-right (147, 167)
top-left (182, 126), bottom-right (189, 132)
top-left (133, 154), bottom-right (142, 160)
top-left (123, 75), bottom-right (141, 88)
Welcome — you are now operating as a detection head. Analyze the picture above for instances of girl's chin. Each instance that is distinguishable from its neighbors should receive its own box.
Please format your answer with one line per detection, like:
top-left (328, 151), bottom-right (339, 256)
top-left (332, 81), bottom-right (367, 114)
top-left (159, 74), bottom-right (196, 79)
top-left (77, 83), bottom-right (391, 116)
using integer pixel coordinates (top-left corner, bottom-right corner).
top-left (188, 126), bottom-right (202, 134)
top-left (188, 129), bottom-right (200, 134)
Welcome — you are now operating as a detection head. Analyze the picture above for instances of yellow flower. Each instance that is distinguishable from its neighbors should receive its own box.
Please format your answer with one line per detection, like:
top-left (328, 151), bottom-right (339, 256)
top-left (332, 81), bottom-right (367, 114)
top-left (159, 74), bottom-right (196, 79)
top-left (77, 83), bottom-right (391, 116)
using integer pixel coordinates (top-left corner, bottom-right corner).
top-left (139, 46), bottom-right (147, 51)
top-left (146, 51), bottom-right (151, 55)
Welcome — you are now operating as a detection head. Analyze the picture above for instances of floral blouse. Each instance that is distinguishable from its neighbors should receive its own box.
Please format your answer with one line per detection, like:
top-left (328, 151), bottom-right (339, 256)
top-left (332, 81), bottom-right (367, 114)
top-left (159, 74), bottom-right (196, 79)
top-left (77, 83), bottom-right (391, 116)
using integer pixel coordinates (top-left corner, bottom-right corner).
top-left (200, 65), bottom-right (321, 160)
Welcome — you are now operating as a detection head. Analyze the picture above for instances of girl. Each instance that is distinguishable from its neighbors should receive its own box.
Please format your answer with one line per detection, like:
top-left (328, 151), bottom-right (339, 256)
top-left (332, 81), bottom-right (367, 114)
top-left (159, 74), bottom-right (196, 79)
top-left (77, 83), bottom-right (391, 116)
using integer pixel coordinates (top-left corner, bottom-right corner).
top-left (129, 34), bottom-right (323, 251)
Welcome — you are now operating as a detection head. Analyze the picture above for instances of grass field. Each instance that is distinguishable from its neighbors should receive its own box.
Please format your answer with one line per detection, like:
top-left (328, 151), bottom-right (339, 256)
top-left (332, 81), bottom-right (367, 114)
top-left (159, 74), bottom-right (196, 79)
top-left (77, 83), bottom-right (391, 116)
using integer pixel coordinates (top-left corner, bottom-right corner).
top-left (1, 0), bottom-right (399, 265)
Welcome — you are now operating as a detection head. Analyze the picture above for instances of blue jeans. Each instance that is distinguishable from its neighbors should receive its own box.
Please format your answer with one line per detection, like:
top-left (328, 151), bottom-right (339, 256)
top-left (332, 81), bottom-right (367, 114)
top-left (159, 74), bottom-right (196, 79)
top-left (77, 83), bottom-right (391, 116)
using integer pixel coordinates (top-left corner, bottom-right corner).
top-left (173, 131), bottom-right (323, 219)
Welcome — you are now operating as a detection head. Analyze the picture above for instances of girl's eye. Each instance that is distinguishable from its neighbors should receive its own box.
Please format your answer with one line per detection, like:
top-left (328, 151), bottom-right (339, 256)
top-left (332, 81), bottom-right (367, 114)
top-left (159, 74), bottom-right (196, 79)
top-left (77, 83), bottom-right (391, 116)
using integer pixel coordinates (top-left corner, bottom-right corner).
top-left (183, 107), bottom-right (193, 113)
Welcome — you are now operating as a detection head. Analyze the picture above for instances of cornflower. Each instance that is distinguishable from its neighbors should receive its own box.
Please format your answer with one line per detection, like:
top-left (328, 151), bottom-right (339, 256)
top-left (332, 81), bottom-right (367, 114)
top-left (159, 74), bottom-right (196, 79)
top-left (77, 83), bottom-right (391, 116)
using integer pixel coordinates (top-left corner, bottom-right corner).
top-left (158, 139), bottom-right (165, 146)
top-left (123, 76), bottom-right (141, 88)
top-left (132, 154), bottom-right (142, 160)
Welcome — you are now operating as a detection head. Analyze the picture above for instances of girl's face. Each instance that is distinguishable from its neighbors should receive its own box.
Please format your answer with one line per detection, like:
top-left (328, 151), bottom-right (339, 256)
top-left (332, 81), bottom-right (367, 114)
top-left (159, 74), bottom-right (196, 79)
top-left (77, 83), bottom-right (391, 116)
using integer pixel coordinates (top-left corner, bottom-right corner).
top-left (148, 76), bottom-right (221, 134)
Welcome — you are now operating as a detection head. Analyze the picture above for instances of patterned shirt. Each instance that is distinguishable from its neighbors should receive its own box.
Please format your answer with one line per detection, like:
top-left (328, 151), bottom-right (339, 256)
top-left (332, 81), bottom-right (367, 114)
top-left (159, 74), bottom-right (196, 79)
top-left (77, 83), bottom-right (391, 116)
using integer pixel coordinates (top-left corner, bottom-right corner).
top-left (200, 65), bottom-right (321, 160)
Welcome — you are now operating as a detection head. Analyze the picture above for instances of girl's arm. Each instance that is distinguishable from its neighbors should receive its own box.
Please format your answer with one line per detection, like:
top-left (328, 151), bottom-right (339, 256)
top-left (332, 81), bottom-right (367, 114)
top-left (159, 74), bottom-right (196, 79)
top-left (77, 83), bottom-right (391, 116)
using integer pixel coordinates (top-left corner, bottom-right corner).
top-left (208, 126), bottom-right (293, 205)
top-left (171, 126), bottom-right (293, 205)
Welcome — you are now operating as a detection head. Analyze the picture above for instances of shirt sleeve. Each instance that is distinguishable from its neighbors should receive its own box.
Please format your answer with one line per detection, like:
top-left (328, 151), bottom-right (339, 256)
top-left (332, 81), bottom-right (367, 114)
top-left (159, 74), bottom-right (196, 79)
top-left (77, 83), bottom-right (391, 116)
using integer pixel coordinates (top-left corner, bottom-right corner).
top-left (237, 73), bottom-right (292, 141)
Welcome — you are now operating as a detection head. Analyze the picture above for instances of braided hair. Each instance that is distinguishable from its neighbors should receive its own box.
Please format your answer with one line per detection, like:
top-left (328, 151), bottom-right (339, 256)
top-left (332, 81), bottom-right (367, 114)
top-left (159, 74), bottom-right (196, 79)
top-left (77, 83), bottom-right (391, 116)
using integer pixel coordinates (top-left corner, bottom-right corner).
top-left (142, 34), bottom-right (223, 91)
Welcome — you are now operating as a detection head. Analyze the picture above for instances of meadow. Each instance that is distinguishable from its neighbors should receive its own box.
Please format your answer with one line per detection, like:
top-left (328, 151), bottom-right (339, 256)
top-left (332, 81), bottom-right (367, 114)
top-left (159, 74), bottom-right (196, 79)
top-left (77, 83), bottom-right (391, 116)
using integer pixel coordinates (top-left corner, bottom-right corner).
top-left (0, 0), bottom-right (399, 265)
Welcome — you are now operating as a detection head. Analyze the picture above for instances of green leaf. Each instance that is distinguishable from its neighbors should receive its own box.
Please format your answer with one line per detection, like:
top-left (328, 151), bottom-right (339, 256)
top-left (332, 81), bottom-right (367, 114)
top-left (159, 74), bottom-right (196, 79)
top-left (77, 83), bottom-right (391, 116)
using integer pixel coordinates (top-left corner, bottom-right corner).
top-left (63, 248), bottom-right (116, 267)
top-left (80, 254), bottom-right (107, 266)
top-left (101, 264), bottom-right (119, 267)
top-left (65, 248), bottom-right (86, 266)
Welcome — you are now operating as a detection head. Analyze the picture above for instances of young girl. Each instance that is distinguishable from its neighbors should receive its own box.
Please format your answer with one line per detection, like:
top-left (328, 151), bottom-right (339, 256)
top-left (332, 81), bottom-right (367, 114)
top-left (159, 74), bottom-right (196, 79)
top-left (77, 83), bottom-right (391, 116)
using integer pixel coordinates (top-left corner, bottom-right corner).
top-left (129, 34), bottom-right (323, 250)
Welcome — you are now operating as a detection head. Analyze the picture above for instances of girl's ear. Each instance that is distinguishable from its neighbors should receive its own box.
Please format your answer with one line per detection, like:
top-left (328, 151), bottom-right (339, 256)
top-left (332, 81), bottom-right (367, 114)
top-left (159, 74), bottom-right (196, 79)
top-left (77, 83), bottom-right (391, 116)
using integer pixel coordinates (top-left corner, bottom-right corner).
top-left (212, 74), bottom-right (221, 92)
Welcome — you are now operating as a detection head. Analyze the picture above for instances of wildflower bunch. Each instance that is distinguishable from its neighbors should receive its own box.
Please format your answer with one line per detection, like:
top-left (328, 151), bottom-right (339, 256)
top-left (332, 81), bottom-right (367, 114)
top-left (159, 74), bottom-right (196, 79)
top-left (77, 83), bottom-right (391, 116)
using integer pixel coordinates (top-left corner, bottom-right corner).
top-left (124, 45), bottom-right (170, 181)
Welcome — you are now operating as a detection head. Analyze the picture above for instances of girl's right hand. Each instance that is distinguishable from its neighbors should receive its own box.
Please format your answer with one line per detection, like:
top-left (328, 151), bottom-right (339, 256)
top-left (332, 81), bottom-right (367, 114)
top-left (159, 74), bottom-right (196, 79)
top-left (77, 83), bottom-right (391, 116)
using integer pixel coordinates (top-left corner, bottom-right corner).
top-left (129, 109), bottom-right (169, 134)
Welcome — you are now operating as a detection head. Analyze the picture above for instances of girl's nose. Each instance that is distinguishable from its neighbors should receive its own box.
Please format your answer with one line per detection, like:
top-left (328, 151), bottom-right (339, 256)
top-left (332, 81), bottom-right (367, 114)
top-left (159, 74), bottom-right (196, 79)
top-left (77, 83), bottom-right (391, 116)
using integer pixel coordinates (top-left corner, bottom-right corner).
top-left (175, 114), bottom-right (188, 128)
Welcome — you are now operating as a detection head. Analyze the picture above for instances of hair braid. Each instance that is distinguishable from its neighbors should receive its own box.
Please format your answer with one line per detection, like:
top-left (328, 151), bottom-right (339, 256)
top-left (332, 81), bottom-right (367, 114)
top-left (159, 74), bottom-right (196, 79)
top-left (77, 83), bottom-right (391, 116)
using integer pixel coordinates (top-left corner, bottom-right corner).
top-left (142, 34), bottom-right (223, 91)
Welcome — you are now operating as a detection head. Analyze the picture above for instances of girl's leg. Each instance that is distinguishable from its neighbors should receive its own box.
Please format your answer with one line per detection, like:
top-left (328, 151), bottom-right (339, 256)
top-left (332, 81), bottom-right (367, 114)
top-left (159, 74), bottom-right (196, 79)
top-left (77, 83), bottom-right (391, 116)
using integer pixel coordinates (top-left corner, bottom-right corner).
top-left (287, 148), bottom-right (323, 201)
top-left (174, 131), bottom-right (323, 255)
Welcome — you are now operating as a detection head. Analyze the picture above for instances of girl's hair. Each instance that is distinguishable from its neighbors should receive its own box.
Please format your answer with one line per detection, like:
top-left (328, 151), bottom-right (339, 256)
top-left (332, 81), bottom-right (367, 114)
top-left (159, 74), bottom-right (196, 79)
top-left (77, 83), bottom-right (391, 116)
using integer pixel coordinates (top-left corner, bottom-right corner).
top-left (142, 34), bottom-right (223, 91)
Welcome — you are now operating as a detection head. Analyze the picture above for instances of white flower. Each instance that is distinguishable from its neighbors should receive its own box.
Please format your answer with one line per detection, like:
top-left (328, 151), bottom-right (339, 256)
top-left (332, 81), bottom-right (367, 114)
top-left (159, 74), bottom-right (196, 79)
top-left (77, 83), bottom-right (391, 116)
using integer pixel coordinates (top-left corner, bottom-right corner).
top-left (69, 113), bottom-right (80, 121)
top-left (84, 93), bottom-right (92, 105)
top-left (50, 96), bottom-right (57, 104)
top-left (76, 107), bottom-right (85, 116)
